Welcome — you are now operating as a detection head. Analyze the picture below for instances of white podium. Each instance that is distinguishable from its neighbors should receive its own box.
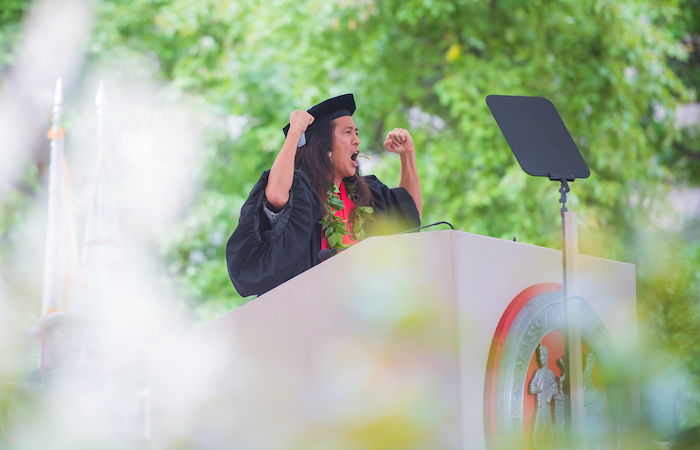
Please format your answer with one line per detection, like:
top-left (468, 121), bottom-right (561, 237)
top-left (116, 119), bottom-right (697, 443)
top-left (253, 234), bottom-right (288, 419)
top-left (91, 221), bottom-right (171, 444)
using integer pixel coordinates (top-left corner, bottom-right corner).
top-left (151, 230), bottom-right (637, 449)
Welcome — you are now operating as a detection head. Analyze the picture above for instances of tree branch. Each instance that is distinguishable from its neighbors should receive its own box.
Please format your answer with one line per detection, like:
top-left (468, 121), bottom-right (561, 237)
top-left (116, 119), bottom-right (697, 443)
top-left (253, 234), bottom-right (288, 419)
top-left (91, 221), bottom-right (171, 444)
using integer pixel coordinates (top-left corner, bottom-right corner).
top-left (674, 141), bottom-right (700, 161)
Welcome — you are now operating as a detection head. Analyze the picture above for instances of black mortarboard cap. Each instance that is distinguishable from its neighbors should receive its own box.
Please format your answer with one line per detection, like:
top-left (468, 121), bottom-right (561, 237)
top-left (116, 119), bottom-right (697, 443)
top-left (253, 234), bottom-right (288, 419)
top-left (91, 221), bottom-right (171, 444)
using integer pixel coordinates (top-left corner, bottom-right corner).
top-left (283, 94), bottom-right (356, 147)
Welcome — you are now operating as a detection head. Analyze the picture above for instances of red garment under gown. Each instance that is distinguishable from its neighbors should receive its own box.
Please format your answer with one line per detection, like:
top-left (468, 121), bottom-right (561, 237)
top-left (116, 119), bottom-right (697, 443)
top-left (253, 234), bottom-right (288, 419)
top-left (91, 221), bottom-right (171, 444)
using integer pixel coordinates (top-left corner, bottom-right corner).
top-left (320, 181), bottom-right (358, 250)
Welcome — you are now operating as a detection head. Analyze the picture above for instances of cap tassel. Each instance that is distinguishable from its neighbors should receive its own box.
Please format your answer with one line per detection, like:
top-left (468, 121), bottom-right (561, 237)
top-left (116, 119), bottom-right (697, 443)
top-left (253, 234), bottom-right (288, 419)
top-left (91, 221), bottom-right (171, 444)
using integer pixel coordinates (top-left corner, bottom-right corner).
top-left (297, 132), bottom-right (306, 148)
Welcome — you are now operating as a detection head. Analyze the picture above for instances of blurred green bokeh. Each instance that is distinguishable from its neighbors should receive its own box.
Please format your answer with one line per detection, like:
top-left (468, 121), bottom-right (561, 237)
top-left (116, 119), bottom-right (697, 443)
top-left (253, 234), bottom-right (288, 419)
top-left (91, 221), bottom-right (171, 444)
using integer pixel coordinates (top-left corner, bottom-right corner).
top-left (0, 0), bottom-right (699, 444)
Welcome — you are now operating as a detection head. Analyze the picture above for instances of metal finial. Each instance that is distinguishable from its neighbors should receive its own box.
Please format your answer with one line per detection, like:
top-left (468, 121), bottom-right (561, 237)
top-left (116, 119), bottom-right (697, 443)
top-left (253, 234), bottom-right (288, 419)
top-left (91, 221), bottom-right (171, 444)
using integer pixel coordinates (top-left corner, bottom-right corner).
top-left (51, 78), bottom-right (63, 132)
top-left (96, 81), bottom-right (105, 139)
top-left (54, 78), bottom-right (63, 107)
top-left (95, 80), bottom-right (105, 109)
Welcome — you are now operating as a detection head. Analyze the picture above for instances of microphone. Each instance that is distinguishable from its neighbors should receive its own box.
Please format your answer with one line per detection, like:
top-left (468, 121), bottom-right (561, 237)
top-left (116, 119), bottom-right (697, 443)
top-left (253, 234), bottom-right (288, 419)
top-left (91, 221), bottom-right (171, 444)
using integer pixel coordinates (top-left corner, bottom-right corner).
top-left (318, 222), bottom-right (454, 261)
top-left (318, 248), bottom-right (338, 261)
top-left (397, 221), bottom-right (455, 234)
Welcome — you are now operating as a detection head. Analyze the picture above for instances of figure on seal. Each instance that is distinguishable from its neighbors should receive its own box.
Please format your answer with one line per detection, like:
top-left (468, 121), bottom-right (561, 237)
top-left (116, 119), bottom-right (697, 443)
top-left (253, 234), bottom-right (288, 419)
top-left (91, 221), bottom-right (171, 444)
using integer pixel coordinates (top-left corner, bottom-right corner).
top-left (529, 344), bottom-right (559, 449)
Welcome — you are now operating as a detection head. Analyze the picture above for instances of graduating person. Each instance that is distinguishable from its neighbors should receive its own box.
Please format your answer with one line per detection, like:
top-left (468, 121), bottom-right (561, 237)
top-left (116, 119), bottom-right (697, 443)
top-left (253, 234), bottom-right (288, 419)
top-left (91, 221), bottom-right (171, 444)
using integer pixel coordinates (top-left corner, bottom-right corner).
top-left (226, 94), bottom-right (422, 297)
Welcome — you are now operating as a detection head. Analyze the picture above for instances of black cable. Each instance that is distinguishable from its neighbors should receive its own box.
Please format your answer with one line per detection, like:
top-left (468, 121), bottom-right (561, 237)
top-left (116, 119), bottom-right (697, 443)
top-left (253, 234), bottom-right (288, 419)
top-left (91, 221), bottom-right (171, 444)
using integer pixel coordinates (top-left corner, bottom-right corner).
top-left (397, 221), bottom-right (455, 234)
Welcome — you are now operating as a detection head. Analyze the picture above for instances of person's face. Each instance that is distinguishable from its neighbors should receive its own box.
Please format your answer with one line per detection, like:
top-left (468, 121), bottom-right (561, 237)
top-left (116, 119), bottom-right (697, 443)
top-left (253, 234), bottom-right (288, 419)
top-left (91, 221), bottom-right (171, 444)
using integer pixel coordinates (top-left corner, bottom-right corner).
top-left (539, 347), bottom-right (548, 365)
top-left (330, 116), bottom-right (360, 181)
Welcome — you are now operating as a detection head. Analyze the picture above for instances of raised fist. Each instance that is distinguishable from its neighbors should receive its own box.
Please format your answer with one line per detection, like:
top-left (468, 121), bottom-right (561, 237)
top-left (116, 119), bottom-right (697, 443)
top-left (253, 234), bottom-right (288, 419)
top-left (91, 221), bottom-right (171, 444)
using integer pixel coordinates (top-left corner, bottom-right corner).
top-left (383, 128), bottom-right (414, 155)
top-left (288, 110), bottom-right (314, 136)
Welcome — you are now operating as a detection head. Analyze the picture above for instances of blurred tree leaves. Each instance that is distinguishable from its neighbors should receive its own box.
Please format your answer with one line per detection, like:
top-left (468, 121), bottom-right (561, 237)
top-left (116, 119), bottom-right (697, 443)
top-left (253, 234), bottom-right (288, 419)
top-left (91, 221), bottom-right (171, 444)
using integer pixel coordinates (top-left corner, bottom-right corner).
top-left (1, 0), bottom-right (700, 429)
top-left (89, 0), bottom-right (693, 302)
top-left (0, 0), bottom-right (28, 70)
top-left (88, 0), bottom-right (700, 429)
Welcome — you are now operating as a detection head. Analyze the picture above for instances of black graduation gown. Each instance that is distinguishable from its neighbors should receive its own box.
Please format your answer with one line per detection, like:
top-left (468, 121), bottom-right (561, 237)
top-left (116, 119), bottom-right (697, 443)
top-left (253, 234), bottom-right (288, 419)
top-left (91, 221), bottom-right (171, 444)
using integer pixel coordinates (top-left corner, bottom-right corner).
top-left (226, 170), bottom-right (420, 297)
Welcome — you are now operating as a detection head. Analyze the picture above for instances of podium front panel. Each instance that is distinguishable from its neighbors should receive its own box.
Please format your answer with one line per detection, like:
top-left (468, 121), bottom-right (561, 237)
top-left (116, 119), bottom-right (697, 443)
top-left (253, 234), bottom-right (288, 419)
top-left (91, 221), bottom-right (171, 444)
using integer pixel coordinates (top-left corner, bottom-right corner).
top-left (151, 230), bottom-right (636, 449)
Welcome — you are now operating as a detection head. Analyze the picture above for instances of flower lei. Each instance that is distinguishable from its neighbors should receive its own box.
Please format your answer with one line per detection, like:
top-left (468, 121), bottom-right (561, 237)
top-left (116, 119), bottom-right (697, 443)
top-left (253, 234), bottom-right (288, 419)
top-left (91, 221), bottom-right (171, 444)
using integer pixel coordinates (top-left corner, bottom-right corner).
top-left (319, 182), bottom-right (374, 250)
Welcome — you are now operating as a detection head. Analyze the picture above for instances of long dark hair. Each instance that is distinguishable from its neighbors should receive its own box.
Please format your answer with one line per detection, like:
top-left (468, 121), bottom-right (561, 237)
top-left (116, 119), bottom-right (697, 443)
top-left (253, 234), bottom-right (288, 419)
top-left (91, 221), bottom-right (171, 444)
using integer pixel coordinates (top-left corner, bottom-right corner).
top-left (294, 119), bottom-right (373, 213)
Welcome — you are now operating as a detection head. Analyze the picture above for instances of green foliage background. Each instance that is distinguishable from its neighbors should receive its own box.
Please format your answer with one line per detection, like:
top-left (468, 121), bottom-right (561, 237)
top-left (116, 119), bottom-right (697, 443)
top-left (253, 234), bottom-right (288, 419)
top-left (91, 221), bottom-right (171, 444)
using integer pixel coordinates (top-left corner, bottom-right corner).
top-left (1, 0), bottom-right (700, 438)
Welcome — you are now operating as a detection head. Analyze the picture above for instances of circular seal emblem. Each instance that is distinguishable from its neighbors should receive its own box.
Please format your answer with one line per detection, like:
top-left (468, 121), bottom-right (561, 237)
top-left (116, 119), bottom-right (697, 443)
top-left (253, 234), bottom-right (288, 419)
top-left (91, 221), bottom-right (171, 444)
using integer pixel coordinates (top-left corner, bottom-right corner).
top-left (484, 283), bottom-right (634, 449)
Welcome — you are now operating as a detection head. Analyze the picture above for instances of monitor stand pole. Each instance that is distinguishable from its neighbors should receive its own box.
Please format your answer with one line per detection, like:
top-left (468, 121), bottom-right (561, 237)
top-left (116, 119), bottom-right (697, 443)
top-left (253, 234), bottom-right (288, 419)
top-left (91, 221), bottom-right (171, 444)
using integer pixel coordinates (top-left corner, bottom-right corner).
top-left (558, 178), bottom-right (584, 444)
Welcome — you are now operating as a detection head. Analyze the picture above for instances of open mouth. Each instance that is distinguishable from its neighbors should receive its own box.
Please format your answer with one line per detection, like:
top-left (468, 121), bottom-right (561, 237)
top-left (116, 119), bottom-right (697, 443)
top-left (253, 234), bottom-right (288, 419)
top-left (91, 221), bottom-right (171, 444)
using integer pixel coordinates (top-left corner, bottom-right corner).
top-left (351, 151), bottom-right (359, 166)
